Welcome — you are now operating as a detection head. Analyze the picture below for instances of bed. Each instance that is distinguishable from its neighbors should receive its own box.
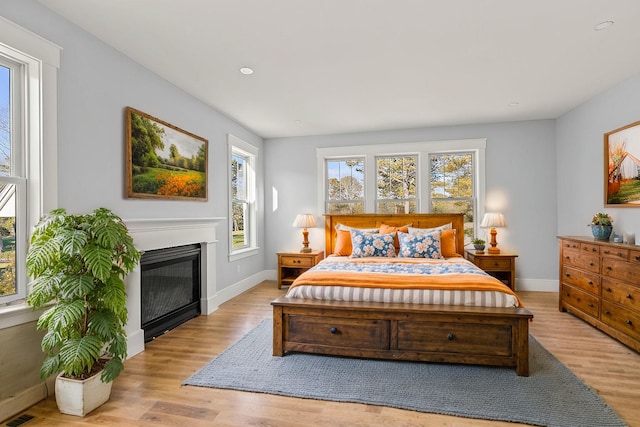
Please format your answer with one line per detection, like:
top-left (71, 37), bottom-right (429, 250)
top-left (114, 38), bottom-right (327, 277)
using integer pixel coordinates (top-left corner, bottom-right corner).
top-left (271, 213), bottom-right (533, 376)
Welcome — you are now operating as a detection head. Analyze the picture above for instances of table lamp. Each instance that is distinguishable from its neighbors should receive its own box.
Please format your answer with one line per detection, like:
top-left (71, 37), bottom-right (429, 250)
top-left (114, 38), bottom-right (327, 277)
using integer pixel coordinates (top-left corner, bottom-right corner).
top-left (293, 213), bottom-right (316, 253)
top-left (481, 212), bottom-right (506, 254)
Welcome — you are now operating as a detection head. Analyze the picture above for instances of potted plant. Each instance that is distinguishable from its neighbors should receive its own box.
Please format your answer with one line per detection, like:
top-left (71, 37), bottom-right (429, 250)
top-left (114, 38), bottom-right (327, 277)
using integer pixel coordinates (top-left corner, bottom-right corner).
top-left (472, 238), bottom-right (486, 251)
top-left (589, 212), bottom-right (613, 240)
top-left (26, 208), bottom-right (140, 416)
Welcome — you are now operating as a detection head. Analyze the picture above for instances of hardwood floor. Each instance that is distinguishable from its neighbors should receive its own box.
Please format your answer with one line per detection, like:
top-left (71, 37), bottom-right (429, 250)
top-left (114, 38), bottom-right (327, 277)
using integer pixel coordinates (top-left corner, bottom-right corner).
top-left (6, 282), bottom-right (640, 426)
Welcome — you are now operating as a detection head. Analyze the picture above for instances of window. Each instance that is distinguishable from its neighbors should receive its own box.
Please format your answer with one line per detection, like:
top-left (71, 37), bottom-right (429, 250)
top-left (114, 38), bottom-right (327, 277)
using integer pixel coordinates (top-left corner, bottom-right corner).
top-left (429, 152), bottom-right (475, 242)
top-left (317, 139), bottom-right (485, 240)
top-left (229, 135), bottom-right (258, 259)
top-left (0, 61), bottom-right (19, 304)
top-left (325, 158), bottom-right (365, 214)
top-left (0, 19), bottom-right (59, 313)
top-left (376, 155), bottom-right (417, 214)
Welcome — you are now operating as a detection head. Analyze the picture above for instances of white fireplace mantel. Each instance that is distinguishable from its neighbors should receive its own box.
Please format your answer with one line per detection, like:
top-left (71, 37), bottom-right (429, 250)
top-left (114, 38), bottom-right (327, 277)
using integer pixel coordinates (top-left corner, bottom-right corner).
top-left (123, 217), bottom-right (225, 358)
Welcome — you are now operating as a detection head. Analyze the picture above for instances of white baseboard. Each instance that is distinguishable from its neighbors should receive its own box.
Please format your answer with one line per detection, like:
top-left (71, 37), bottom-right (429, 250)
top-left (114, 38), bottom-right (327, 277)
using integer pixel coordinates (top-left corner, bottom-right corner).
top-left (0, 377), bottom-right (54, 423)
top-left (516, 278), bottom-right (559, 292)
top-left (210, 270), bottom-right (274, 308)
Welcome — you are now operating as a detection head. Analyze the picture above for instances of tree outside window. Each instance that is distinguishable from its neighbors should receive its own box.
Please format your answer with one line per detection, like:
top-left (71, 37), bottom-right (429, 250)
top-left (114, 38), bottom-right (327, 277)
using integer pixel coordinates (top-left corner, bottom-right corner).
top-left (326, 159), bottom-right (365, 214)
top-left (430, 152), bottom-right (475, 242)
top-left (376, 155), bottom-right (417, 213)
top-left (0, 64), bottom-right (17, 300)
top-left (231, 153), bottom-right (248, 249)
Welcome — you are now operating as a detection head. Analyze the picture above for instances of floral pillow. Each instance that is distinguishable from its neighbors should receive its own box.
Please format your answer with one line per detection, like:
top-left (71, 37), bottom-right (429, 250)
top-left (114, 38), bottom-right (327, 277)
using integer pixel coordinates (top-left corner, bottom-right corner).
top-left (350, 230), bottom-right (396, 258)
top-left (397, 230), bottom-right (443, 259)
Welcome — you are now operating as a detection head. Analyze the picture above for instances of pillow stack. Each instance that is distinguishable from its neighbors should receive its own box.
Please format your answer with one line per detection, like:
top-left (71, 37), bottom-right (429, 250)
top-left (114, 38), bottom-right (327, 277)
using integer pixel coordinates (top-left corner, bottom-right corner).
top-left (332, 222), bottom-right (460, 259)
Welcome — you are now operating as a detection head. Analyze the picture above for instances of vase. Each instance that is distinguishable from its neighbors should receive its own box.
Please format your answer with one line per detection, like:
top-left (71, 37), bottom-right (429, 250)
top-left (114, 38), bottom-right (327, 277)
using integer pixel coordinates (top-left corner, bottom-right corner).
top-left (473, 244), bottom-right (485, 251)
top-left (591, 225), bottom-right (613, 240)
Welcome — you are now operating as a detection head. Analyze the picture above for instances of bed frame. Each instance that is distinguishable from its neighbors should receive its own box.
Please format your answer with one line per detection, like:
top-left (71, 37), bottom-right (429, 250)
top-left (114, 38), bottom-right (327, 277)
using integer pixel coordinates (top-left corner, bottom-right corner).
top-left (272, 213), bottom-right (533, 376)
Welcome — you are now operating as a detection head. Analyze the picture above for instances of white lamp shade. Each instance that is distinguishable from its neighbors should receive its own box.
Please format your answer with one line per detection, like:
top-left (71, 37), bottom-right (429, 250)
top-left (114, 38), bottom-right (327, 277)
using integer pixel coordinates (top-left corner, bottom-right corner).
top-left (481, 212), bottom-right (506, 228)
top-left (293, 214), bottom-right (316, 228)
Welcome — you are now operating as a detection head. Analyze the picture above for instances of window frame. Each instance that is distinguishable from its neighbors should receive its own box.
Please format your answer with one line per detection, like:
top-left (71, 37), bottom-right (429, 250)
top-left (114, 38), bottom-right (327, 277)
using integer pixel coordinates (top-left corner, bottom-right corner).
top-left (0, 17), bottom-right (60, 326)
top-left (228, 134), bottom-right (259, 261)
top-left (324, 157), bottom-right (366, 214)
top-left (375, 154), bottom-right (418, 214)
top-left (317, 139), bottom-right (486, 234)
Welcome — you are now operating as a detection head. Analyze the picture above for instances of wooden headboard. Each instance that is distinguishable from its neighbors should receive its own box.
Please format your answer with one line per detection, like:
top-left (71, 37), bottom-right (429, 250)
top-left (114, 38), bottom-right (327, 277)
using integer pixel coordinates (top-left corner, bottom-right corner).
top-left (324, 213), bottom-right (465, 256)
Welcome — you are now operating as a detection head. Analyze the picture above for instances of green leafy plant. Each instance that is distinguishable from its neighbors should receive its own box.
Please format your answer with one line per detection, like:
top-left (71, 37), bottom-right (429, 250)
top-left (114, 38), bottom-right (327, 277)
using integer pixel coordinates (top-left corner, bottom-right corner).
top-left (26, 208), bottom-right (140, 383)
top-left (472, 238), bottom-right (485, 245)
top-left (590, 212), bottom-right (613, 226)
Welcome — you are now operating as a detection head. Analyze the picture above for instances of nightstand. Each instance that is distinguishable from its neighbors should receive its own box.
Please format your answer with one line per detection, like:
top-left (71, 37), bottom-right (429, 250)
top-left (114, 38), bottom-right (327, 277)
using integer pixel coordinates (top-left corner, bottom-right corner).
top-left (465, 250), bottom-right (518, 290)
top-left (277, 250), bottom-right (324, 289)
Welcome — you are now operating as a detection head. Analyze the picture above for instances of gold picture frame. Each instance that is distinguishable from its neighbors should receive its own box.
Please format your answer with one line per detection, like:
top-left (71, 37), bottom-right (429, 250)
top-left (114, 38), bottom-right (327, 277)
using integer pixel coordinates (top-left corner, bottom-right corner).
top-left (605, 120), bottom-right (640, 206)
top-left (126, 107), bottom-right (208, 201)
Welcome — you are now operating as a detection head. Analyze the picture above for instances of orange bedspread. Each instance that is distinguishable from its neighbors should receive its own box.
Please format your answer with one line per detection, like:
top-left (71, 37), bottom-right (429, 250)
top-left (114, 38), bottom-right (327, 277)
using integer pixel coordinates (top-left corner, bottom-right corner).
top-left (288, 257), bottom-right (523, 306)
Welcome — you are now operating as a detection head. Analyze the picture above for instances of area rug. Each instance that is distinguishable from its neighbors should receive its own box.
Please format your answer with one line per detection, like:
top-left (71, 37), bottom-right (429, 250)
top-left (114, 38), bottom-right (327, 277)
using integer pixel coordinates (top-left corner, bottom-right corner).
top-left (183, 319), bottom-right (626, 427)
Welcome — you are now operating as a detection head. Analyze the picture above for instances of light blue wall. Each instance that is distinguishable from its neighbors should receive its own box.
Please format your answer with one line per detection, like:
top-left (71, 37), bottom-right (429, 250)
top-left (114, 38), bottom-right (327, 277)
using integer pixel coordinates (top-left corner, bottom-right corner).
top-left (0, 0), bottom-right (267, 292)
top-left (557, 72), bottom-right (640, 238)
top-left (265, 120), bottom-right (558, 287)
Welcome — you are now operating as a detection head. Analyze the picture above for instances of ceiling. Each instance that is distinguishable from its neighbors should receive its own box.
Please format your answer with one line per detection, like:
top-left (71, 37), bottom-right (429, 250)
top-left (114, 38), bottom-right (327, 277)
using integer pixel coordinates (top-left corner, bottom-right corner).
top-left (38, 0), bottom-right (640, 139)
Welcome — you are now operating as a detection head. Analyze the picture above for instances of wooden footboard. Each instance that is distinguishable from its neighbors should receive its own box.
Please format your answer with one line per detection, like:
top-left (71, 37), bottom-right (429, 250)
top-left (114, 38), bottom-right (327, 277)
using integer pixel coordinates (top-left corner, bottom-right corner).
top-left (272, 298), bottom-right (533, 376)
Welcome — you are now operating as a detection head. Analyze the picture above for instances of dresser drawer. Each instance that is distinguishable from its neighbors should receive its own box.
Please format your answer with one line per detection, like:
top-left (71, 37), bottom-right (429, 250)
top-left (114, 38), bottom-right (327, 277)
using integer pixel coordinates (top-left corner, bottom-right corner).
top-left (561, 284), bottom-right (599, 318)
top-left (602, 278), bottom-right (640, 312)
top-left (601, 247), bottom-right (629, 261)
top-left (631, 249), bottom-right (640, 265)
top-left (602, 258), bottom-right (637, 283)
top-left (286, 315), bottom-right (389, 350)
top-left (560, 240), bottom-right (580, 250)
top-left (561, 249), bottom-right (600, 273)
top-left (580, 243), bottom-right (600, 255)
top-left (475, 257), bottom-right (512, 270)
top-left (602, 301), bottom-right (640, 341)
top-left (280, 256), bottom-right (314, 268)
top-left (397, 321), bottom-right (512, 357)
top-left (561, 266), bottom-right (600, 295)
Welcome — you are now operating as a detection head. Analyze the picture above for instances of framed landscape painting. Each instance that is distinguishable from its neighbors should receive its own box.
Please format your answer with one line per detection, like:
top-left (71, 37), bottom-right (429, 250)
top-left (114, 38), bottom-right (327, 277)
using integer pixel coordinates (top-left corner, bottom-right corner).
top-left (126, 107), bottom-right (208, 201)
top-left (605, 120), bottom-right (640, 206)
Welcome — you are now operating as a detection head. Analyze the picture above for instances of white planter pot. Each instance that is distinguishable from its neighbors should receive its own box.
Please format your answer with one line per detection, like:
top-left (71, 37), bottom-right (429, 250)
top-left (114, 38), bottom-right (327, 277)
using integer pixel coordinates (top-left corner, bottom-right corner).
top-left (54, 371), bottom-right (113, 416)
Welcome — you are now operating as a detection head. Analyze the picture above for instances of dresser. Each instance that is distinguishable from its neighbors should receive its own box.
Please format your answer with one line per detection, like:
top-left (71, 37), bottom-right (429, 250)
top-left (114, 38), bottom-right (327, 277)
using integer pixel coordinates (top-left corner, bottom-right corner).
top-left (558, 236), bottom-right (640, 353)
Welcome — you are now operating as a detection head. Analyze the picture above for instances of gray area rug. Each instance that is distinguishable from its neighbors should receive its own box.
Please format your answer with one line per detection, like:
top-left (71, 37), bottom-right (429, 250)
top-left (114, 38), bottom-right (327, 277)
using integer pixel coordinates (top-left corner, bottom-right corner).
top-left (183, 319), bottom-right (626, 427)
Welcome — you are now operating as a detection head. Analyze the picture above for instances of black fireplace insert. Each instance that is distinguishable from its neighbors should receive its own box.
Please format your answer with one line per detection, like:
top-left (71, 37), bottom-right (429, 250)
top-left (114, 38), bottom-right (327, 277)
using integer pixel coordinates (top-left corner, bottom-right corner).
top-left (140, 244), bottom-right (201, 342)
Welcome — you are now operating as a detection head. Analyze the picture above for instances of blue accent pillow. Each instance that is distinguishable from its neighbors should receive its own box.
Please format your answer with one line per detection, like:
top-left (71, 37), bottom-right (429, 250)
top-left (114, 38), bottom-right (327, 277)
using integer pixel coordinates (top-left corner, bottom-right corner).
top-left (350, 230), bottom-right (396, 258)
top-left (397, 230), bottom-right (443, 259)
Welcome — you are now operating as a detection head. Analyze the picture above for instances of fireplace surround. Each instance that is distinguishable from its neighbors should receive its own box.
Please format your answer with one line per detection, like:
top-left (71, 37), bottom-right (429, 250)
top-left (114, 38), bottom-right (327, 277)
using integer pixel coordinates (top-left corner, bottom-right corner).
top-left (124, 217), bottom-right (224, 357)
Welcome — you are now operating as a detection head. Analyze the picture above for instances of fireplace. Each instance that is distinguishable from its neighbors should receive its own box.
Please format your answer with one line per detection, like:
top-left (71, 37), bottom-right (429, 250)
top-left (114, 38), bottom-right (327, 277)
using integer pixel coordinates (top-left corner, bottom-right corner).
top-left (123, 217), bottom-right (223, 358)
top-left (141, 244), bottom-right (201, 342)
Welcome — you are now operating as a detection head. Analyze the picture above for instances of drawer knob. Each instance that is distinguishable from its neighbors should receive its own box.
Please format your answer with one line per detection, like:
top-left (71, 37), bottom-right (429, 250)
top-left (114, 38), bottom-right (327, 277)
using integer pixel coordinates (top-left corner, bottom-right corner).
top-left (588, 281), bottom-right (593, 285)
top-left (617, 252), bottom-right (623, 257)
top-left (606, 288), bottom-right (612, 292)
top-left (604, 250), bottom-right (610, 254)
top-left (626, 294), bottom-right (633, 300)
top-left (565, 273), bottom-right (571, 277)
top-left (607, 266), bottom-right (612, 271)
top-left (635, 256), bottom-right (640, 262)
top-left (330, 327), bottom-right (338, 334)
top-left (593, 248), bottom-right (597, 252)
top-left (605, 310), bottom-right (610, 315)
top-left (447, 333), bottom-right (455, 341)
top-left (626, 320), bottom-right (633, 326)
top-left (588, 303), bottom-right (594, 307)
top-left (589, 262), bottom-right (595, 266)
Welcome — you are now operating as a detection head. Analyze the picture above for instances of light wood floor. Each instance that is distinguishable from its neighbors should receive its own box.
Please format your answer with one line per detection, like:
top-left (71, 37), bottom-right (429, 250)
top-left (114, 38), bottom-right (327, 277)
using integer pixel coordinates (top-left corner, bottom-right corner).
top-left (7, 281), bottom-right (640, 426)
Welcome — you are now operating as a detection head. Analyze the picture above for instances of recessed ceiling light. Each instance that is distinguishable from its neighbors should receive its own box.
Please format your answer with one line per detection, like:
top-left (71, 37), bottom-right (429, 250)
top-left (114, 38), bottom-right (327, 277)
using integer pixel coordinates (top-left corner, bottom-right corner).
top-left (239, 67), bottom-right (254, 75)
top-left (594, 20), bottom-right (614, 31)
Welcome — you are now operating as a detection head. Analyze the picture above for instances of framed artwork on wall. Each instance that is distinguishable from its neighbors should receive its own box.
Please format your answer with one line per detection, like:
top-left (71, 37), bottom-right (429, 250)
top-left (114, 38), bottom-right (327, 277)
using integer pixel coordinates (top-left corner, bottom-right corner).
top-left (125, 107), bottom-right (208, 201)
top-left (605, 120), bottom-right (640, 206)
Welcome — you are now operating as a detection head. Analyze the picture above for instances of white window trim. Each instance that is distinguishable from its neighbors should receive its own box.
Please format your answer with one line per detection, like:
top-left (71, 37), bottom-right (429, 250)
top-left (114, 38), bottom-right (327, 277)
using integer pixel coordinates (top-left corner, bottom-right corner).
top-left (317, 138), bottom-right (486, 232)
top-left (0, 17), bottom-right (60, 327)
top-left (228, 134), bottom-right (259, 261)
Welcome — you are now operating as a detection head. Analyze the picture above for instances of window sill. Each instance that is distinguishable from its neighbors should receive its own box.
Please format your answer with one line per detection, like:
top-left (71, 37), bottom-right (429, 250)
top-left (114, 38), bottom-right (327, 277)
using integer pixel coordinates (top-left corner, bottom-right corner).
top-left (229, 246), bottom-right (260, 262)
top-left (0, 301), bottom-right (43, 329)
